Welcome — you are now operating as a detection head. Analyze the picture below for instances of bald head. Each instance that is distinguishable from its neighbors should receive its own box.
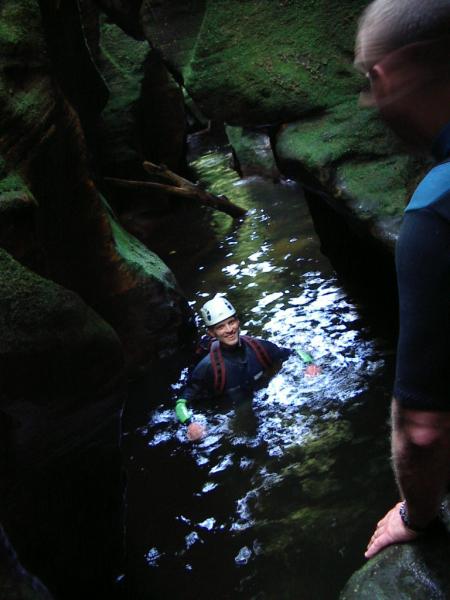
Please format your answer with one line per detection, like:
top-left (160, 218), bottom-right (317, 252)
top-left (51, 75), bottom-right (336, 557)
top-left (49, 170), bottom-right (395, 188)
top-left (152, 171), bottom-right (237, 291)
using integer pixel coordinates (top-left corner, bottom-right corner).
top-left (355, 0), bottom-right (450, 73)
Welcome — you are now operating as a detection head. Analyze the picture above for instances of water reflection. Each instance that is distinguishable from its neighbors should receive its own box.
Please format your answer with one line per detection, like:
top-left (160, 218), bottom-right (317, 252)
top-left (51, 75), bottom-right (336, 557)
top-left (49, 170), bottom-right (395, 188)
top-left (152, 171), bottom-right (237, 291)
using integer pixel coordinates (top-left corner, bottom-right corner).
top-left (123, 142), bottom-right (395, 599)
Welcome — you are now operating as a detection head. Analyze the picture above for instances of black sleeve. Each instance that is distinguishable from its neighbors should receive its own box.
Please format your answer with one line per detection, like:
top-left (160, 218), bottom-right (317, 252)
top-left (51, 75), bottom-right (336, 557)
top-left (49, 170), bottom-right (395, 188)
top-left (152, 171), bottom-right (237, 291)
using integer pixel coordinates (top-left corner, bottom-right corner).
top-left (394, 208), bottom-right (450, 410)
top-left (259, 339), bottom-right (293, 362)
top-left (181, 358), bottom-right (213, 403)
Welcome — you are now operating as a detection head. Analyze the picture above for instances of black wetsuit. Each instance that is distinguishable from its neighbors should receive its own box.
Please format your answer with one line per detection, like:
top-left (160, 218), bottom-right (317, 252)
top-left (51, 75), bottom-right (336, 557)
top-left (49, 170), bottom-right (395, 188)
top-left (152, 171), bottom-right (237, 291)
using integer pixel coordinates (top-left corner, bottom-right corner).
top-left (394, 121), bottom-right (450, 411)
top-left (182, 337), bottom-right (292, 406)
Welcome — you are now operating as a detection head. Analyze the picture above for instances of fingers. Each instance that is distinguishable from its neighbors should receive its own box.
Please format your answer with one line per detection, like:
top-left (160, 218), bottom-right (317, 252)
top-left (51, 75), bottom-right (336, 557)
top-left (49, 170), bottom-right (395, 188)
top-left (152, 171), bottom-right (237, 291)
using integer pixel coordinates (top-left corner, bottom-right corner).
top-left (187, 422), bottom-right (206, 441)
top-left (305, 364), bottom-right (322, 377)
top-left (364, 503), bottom-right (419, 559)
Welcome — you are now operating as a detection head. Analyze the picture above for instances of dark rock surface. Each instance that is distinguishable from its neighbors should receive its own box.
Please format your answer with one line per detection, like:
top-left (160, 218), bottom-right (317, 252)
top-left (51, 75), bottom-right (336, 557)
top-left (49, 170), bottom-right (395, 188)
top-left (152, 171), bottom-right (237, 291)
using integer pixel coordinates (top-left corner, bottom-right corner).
top-left (340, 521), bottom-right (450, 599)
top-left (0, 248), bottom-right (125, 599)
top-left (140, 0), bottom-right (430, 250)
top-left (0, 0), bottom-right (192, 373)
top-left (0, 525), bottom-right (54, 600)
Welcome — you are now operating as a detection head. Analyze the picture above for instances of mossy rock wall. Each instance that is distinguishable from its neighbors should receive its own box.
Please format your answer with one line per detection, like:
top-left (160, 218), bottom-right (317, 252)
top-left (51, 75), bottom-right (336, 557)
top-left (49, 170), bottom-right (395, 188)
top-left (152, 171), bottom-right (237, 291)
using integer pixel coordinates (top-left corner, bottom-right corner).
top-left (0, 0), bottom-right (192, 373)
top-left (0, 248), bottom-right (125, 598)
top-left (142, 0), bottom-right (430, 244)
top-left (340, 520), bottom-right (450, 600)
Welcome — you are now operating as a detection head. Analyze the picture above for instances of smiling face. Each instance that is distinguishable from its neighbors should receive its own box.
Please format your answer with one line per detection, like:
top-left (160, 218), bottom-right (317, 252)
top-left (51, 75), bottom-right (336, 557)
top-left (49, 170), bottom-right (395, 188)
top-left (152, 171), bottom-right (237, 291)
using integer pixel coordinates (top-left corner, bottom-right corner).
top-left (208, 315), bottom-right (240, 347)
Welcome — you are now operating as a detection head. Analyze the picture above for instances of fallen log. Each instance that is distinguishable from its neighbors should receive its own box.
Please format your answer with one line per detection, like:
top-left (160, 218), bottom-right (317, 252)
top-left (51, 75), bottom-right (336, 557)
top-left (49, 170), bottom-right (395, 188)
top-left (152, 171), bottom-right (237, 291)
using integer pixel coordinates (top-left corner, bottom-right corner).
top-left (104, 161), bottom-right (247, 219)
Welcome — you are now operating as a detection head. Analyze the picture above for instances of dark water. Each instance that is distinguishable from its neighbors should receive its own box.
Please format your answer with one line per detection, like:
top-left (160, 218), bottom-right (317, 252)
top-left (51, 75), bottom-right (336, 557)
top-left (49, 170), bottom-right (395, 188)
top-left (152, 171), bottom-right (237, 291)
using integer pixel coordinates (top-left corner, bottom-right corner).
top-left (121, 136), bottom-right (398, 599)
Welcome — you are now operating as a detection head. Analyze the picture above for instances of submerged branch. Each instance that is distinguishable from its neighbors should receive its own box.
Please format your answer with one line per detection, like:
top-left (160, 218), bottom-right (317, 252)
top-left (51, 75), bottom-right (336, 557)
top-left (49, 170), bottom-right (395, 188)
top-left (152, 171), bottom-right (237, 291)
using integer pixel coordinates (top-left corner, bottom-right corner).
top-left (104, 162), bottom-right (247, 219)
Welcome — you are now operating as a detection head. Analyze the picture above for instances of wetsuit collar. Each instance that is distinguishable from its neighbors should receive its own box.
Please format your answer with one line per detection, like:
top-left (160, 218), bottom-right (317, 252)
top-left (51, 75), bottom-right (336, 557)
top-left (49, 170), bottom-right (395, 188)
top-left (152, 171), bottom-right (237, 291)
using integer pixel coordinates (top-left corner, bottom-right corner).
top-left (431, 120), bottom-right (450, 161)
top-left (220, 335), bottom-right (244, 354)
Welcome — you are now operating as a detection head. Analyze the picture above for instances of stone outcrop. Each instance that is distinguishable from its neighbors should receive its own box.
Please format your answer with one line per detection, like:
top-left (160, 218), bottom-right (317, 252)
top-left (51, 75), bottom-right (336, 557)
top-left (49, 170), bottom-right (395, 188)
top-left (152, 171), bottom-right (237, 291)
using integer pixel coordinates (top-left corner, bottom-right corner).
top-left (139, 0), bottom-right (429, 252)
top-left (0, 248), bottom-right (125, 598)
top-left (0, 0), bottom-right (192, 373)
top-left (340, 520), bottom-right (450, 599)
top-left (0, 525), bottom-right (54, 600)
top-left (97, 17), bottom-right (186, 178)
top-left (0, 1), bottom-right (192, 597)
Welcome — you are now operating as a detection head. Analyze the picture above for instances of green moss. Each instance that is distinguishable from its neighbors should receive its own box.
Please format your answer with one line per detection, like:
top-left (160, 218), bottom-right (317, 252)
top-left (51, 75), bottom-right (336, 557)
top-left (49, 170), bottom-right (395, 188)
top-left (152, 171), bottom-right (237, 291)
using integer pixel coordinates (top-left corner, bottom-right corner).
top-left (103, 198), bottom-right (177, 289)
top-left (0, 1), bottom-right (50, 136)
top-left (0, 169), bottom-right (28, 194)
top-left (0, 2), bottom-right (46, 57)
top-left (341, 541), bottom-right (450, 599)
top-left (277, 101), bottom-right (401, 170)
top-left (225, 125), bottom-right (278, 176)
top-left (182, 0), bottom-right (368, 123)
top-left (98, 21), bottom-right (150, 167)
top-left (336, 157), bottom-right (411, 218)
top-left (100, 22), bottom-right (148, 86)
top-left (276, 100), bottom-right (418, 218)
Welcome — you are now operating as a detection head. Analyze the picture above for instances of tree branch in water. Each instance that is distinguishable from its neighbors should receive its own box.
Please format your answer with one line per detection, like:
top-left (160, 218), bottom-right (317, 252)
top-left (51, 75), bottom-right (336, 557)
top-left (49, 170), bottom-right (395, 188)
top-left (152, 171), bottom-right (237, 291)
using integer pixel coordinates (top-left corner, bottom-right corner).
top-left (104, 161), bottom-right (247, 219)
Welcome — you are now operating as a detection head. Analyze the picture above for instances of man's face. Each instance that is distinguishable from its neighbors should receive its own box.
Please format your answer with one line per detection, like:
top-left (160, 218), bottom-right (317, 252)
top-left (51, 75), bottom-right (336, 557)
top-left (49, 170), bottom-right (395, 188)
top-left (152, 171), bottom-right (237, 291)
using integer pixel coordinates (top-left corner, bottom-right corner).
top-left (209, 315), bottom-right (240, 347)
top-left (355, 33), bottom-right (440, 149)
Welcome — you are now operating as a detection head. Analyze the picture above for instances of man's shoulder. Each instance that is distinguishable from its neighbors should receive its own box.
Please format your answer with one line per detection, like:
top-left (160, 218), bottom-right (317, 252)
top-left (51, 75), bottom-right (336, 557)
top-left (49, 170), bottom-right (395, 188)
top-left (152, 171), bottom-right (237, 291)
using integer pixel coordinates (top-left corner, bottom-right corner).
top-left (191, 353), bottom-right (213, 377)
top-left (243, 336), bottom-right (291, 359)
top-left (406, 160), bottom-right (450, 213)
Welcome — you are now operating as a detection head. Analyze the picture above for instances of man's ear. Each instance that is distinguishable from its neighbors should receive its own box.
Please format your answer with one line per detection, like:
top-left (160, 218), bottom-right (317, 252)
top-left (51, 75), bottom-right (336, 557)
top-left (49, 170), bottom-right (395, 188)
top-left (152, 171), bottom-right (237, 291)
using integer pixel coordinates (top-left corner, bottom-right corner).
top-left (207, 327), bottom-right (215, 337)
top-left (366, 63), bottom-right (391, 106)
top-left (370, 64), bottom-right (387, 90)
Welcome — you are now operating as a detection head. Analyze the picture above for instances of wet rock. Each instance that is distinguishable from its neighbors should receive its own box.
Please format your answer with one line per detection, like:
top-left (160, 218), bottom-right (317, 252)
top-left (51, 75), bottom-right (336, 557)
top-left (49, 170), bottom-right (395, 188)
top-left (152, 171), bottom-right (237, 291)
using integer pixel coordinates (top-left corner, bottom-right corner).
top-left (0, 525), bottom-right (54, 600)
top-left (97, 17), bottom-right (152, 177)
top-left (0, 248), bottom-right (125, 598)
top-left (241, 416), bottom-right (393, 599)
top-left (225, 126), bottom-right (280, 180)
top-left (140, 0), bottom-right (432, 263)
top-left (275, 100), bottom-right (428, 250)
top-left (141, 0), bottom-right (366, 126)
top-left (141, 0), bottom-right (206, 78)
top-left (0, 0), bottom-right (192, 373)
top-left (340, 531), bottom-right (450, 600)
top-left (97, 18), bottom-right (186, 177)
top-left (39, 0), bottom-right (109, 130)
top-left (95, 0), bottom-right (145, 40)
top-left (0, 169), bottom-right (40, 266)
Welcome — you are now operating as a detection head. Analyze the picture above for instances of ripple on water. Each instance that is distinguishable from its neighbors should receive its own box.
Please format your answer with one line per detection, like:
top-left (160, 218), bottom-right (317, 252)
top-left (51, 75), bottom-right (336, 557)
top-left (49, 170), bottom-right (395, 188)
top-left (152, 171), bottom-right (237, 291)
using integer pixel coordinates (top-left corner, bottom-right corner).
top-left (127, 145), bottom-right (392, 600)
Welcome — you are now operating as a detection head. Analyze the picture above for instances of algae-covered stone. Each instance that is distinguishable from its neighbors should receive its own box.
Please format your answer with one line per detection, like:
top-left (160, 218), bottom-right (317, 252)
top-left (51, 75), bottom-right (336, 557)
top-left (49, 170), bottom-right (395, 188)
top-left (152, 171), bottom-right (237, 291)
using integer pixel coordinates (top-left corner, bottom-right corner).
top-left (143, 0), bottom-right (367, 125)
top-left (0, 525), bottom-right (54, 600)
top-left (98, 16), bottom-right (186, 176)
top-left (0, 1), bottom-right (52, 164)
top-left (340, 536), bottom-right (450, 600)
top-left (98, 19), bottom-right (150, 175)
top-left (0, 248), bottom-right (125, 598)
top-left (141, 0), bottom-right (206, 76)
top-left (0, 166), bottom-right (39, 263)
top-left (276, 99), bottom-right (429, 247)
top-left (225, 125), bottom-right (280, 179)
top-left (237, 412), bottom-right (394, 599)
top-left (0, 247), bottom-right (123, 400)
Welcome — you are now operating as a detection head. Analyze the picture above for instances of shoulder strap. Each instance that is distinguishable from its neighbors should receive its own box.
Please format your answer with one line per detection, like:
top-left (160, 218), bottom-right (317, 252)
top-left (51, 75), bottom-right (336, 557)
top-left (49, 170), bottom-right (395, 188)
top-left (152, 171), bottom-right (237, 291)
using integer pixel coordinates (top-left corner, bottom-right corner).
top-left (241, 335), bottom-right (273, 370)
top-left (209, 340), bottom-right (226, 394)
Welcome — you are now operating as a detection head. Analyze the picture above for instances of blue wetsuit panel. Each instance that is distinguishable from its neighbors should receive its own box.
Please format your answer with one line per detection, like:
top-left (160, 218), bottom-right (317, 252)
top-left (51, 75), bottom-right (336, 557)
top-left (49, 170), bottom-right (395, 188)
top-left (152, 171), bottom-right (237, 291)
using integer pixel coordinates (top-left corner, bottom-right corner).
top-left (406, 161), bottom-right (450, 213)
top-left (394, 161), bottom-right (450, 410)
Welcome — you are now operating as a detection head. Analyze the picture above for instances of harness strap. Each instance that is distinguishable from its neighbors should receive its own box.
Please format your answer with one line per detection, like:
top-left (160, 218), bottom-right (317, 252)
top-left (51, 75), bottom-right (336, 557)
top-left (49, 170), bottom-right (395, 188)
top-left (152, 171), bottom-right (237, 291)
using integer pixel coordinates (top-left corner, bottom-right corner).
top-left (241, 335), bottom-right (273, 370)
top-left (210, 336), bottom-right (273, 394)
top-left (210, 340), bottom-right (226, 394)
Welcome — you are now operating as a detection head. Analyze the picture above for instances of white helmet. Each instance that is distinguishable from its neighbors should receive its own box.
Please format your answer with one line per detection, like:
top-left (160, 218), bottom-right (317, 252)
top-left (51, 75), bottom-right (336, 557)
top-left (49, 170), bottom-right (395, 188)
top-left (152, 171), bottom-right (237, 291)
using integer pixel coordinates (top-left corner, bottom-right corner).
top-left (200, 294), bottom-right (236, 327)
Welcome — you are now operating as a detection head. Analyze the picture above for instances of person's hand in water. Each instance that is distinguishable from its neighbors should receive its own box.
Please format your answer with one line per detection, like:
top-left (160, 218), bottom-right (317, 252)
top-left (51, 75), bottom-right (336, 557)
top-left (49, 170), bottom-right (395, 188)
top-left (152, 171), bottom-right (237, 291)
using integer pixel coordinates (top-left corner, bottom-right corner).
top-left (365, 502), bottom-right (419, 558)
top-left (304, 364), bottom-right (321, 377)
top-left (187, 422), bottom-right (206, 441)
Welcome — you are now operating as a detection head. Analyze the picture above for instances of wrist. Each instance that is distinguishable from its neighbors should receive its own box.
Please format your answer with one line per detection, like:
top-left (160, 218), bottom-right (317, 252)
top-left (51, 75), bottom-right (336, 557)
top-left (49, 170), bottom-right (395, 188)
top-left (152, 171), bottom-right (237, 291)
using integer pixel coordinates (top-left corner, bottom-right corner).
top-left (399, 500), bottom-right (438, 533)
top-left (296, 349), bottom-right (313, 364)
top-left (175, 399), bottom-right (192, 424)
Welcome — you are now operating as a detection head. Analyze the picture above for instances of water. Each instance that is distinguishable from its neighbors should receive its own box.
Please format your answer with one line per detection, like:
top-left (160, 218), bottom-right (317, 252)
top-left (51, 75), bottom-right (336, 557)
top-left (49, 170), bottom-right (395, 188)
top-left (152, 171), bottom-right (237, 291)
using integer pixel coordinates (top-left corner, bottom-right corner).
top-left (121, 135), bottom-right (398, 599)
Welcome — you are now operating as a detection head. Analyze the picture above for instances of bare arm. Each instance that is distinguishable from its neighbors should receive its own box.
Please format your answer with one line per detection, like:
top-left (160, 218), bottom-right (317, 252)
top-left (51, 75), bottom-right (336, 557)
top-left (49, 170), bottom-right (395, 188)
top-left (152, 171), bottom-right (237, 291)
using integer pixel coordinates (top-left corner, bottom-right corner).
top-left (365, 398), bottom-right (450, 558)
